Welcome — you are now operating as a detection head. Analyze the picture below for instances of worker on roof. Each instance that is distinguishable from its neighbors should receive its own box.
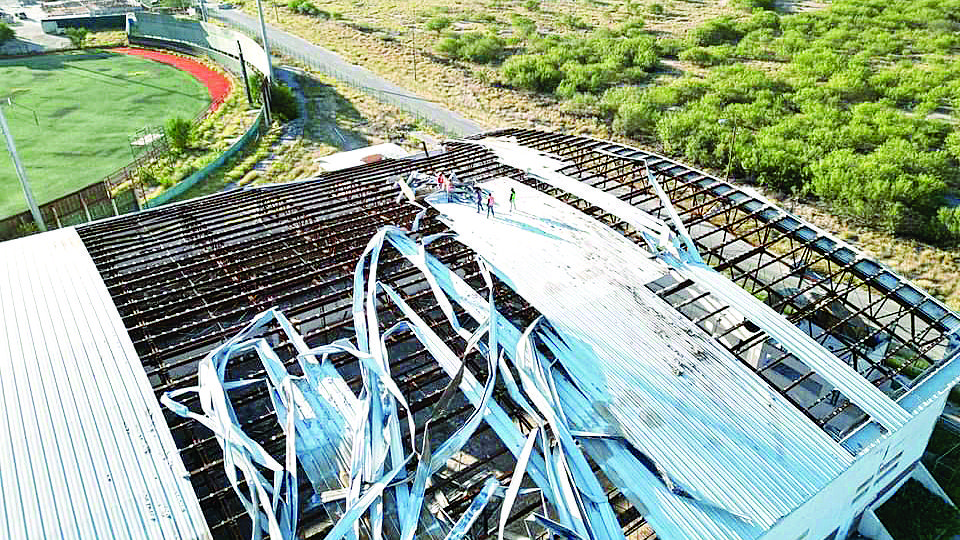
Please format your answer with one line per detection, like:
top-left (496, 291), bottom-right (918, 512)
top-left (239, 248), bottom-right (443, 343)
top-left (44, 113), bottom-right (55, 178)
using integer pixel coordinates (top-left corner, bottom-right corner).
top-left (509, 187), bottom-right (516, 212)
top-left (475, 187), bottom-right (483, 213)
top-left (486, 192), bottom-right (495, 218)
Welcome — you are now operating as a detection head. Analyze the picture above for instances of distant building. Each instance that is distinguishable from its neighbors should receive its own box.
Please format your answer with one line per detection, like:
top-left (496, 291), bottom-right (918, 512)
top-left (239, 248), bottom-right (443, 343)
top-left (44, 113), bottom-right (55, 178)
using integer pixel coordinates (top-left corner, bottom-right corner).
top-left (40, 0), bottom-right (144, 32)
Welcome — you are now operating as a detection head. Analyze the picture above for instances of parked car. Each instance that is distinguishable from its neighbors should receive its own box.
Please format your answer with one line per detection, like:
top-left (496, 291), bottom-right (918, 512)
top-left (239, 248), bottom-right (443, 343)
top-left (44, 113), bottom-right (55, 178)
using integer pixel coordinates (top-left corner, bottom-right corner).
top-left (16, 12), bottom-right (28, 19)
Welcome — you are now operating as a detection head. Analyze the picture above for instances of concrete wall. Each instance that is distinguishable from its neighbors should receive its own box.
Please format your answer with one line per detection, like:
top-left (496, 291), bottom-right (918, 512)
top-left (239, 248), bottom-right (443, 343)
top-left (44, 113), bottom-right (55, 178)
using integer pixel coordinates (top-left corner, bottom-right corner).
top-left (126, 12), bottom-right (270, 79)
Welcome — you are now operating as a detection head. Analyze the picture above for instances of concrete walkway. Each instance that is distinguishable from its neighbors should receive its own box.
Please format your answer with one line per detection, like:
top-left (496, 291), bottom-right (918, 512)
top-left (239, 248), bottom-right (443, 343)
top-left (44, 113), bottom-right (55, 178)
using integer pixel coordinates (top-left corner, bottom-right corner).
top-left (206, 5), bottom-right (485, 137)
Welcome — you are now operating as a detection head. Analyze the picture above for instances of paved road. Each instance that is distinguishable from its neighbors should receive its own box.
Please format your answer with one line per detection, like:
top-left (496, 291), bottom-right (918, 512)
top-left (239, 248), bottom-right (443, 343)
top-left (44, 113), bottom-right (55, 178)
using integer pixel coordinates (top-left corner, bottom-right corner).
top-left (0, 0), bottom-right (69, 54)
top-left (206, 6), bottom-right (485, 137)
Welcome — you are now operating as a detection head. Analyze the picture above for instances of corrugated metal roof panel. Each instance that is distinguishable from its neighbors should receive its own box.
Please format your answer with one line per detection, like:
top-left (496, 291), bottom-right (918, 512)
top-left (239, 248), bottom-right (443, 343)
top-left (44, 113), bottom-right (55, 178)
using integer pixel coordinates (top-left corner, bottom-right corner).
top-left (0, 228), bottom-right (210, 540)
top-left (433, 177), bottom-right (855, 529)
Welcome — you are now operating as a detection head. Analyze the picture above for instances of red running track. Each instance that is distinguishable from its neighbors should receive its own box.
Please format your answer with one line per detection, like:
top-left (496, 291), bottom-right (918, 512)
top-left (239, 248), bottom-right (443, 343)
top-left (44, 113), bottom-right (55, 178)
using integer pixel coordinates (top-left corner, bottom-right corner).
top-left (111, 47), bottom-right (232, 112)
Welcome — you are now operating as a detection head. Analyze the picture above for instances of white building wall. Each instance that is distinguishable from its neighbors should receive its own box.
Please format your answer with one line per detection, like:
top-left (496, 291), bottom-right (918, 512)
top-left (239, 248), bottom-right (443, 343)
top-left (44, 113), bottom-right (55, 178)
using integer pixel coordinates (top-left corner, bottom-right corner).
top-left (759, 390), bottom-right (947, 540)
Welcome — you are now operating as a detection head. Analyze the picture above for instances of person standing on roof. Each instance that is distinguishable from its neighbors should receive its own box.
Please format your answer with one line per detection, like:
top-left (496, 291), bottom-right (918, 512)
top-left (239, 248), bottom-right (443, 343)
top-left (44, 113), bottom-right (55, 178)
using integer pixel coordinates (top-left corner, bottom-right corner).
top-left (437, 171), bottom-right (445, 192)
top-left (475, 187), bottom-right (483, 213)
top-left (445, 178), bottom-right (453, 202)
top-left (486, 192), bottom-right (495, 218)
top-left (509, 187), bottom-right (517, 212)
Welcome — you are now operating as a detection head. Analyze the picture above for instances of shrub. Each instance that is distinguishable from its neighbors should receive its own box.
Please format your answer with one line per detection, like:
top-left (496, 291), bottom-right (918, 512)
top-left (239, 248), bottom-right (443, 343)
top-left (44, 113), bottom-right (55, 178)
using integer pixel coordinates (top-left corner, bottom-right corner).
top-left (811, 140), bottom-right (949, 232)
top-left (648, 3), bottom-right (665, 15)
top-left (502, 54), bottom-right (563, 91)
top-left (65, 27), bottom-right (88, 49)
top-left (790, 47), bottom-right (847, 81)
top-left (436, 31), bottom-right (506, 63)
top-left (736, 10), bottom-right (780, 33)
top-left (510, 15), bottom-right (536, 39)
top-left (164, 117), bottom-right (192, 151)
top-left (269, 82), bottom-right (299, 121)
top-left (556, 61), bottom-right (621, 97)
top-left (426, 15), bottom-right (452, 34)
top-left (930, 206), bottom-right (960, 244)
top-left (686, 17), bottom-right (743, 47)
top-left (0, 23), bottom-right (13, 44)
top-left (287, 0), bottom-right (328, 17)
top-left (657, 37), bottom-right (685, 57)
top-left (599, 85), bottom-right (647, 118)
top-left (739, 128), bottom-right (812, 190)
top-left (502, 28), bottom-right (660, 95)
top-left (946, 130), bottom-right (960, 161)
top-left (560, 13), bottom-right (591, 30)
top-left (613, 101), bottom-right (660, 137)
top-left (679, 46), bottom-right (731, 66)
top-left (523, 0), bottom-right (540, 10)
top-left (731, 0), bottom-right (775, 11)
top-left (734, 29), bottom-right (780, 60)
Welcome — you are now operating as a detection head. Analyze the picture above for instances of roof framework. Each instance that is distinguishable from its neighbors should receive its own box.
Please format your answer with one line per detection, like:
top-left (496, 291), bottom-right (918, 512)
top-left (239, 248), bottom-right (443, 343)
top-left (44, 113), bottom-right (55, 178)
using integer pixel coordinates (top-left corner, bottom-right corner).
top-left (75, 128), bottom-right (959, 539)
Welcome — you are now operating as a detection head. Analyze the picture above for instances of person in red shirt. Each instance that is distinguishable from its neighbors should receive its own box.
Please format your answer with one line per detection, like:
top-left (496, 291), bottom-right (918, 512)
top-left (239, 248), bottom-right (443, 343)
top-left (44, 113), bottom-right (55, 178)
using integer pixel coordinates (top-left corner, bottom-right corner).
top-left (486, 193), bottom-right (495, 218)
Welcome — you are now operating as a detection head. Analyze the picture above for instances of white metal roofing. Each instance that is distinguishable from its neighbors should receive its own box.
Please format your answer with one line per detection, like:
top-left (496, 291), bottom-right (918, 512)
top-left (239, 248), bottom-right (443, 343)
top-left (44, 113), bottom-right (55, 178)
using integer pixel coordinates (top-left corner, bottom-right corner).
top-left (432, 176), bottom-right (862, 529)
top-left (0, 228), bottom-right (211, 540)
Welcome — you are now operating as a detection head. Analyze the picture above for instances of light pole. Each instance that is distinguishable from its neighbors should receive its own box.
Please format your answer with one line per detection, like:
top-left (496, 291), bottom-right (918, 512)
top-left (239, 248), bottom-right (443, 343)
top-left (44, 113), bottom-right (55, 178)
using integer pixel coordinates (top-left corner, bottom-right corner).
top-left (255, 0), bottom-right (274, 78)
top-left (0, 104), bottom-right (46, 231)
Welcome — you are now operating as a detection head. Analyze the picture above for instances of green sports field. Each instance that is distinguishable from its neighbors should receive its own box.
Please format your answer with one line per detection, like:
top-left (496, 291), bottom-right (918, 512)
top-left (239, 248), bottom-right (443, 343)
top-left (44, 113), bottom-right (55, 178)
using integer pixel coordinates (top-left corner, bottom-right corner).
top-left (0, 51), bottom-right (209, 217)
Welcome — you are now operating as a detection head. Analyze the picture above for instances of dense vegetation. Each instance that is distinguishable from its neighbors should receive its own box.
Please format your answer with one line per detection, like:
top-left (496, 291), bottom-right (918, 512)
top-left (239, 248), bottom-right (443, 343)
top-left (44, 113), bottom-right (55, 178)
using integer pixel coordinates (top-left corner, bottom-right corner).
top-left (875, 478), bottom-right (960, 540)
top-left (0, 22), bottom-right (13, 44)
top-left (287, 0), bottom-right (332, 18)
top-left (433, 0), bottom-right (960, 244)
top-left (501, 19), bottom-right (657, 97)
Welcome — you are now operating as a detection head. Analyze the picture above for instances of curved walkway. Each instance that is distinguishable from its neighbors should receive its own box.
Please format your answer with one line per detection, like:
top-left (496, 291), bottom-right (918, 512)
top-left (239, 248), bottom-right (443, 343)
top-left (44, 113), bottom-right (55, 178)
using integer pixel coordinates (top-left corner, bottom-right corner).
top-left (207, 6), bottom-right (484, 137)
top-left (112, 47), bottom-right (232, 111)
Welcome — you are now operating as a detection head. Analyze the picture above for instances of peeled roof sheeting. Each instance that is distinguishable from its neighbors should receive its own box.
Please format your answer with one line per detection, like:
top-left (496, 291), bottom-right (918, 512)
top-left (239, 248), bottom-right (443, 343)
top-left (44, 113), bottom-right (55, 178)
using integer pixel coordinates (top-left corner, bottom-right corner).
top-left (0, 228), bottom-right (211, 540)
top-left (431, 177), bottom-right (854, 529)
top-left (474, 138), bottom-right (910, 431)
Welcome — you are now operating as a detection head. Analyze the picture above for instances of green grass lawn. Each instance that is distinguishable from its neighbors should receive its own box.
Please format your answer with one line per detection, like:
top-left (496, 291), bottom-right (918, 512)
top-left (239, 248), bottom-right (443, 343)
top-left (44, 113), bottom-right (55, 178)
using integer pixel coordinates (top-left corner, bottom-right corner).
top-left (0, 51), bottom-right (209, 217)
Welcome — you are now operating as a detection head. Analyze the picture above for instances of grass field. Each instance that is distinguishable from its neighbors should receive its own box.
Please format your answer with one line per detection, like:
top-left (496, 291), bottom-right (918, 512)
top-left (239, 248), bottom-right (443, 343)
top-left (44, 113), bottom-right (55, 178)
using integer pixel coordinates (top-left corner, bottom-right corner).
top-left (0, 51), bottom-right (210, 217)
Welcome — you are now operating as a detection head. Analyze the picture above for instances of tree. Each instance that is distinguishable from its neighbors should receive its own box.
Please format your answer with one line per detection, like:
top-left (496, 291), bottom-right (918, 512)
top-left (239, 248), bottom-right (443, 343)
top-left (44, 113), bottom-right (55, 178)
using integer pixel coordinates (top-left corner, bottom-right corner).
top-left (0, 23), bottom-right (13, 44)
top-left (425, 15), bottom-right (452, 34)
top-left (64, 27), bottom-right (88, 49)
top-left (164, 117), bottom-right (193, 151)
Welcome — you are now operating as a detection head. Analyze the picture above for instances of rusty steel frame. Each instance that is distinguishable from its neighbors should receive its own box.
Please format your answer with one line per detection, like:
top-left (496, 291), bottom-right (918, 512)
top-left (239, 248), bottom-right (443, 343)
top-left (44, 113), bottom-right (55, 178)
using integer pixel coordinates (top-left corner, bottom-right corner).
top-left (75, 128), bottom-right (959, 539)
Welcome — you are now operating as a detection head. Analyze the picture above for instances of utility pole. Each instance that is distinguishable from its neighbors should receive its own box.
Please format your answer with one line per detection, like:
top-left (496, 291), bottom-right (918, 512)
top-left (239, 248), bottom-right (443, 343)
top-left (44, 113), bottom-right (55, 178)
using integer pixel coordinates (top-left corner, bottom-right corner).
top-left (254, 0), bottom-right (274, 124)
top-left (411, 23), bottom-right (417, 82)
top-left (0, 106), bottom-right (46, 231)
